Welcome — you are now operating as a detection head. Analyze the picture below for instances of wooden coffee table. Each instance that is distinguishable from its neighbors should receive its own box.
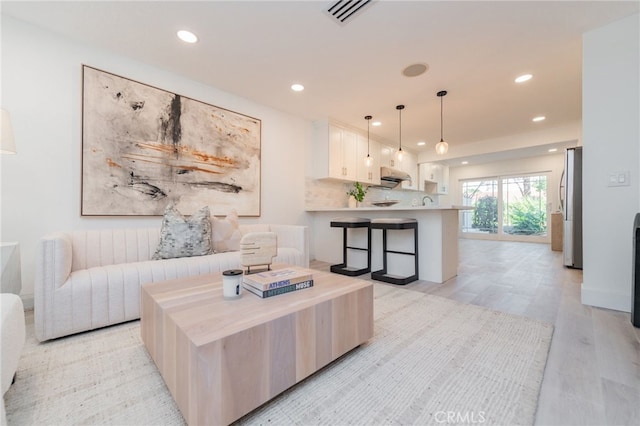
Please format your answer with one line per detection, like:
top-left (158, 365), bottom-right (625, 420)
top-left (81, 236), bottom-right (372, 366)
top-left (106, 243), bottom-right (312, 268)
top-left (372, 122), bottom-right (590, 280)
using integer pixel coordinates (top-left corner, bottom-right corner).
top-left (140, 267), bottom-right (373, 425)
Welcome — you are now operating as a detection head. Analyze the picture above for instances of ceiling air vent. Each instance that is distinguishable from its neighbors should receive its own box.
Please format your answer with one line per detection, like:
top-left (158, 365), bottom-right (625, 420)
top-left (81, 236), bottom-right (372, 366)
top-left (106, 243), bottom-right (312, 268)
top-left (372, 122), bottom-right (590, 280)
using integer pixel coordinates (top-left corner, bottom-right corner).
top-left (326, 0), bottom-right (373, 25)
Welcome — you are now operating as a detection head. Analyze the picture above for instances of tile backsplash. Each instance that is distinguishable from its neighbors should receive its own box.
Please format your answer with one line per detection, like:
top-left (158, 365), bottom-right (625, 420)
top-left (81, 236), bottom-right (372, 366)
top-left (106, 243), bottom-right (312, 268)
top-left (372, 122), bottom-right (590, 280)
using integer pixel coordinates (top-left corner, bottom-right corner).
top-left (305, 177), bottom-right (437, 209)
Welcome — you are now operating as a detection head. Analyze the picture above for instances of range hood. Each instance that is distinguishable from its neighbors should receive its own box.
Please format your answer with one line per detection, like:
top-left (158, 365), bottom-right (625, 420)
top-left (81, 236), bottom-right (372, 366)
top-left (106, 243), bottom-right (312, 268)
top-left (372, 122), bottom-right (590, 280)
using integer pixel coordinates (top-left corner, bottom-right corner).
top-left (380, 166), bottom-right (411, 188)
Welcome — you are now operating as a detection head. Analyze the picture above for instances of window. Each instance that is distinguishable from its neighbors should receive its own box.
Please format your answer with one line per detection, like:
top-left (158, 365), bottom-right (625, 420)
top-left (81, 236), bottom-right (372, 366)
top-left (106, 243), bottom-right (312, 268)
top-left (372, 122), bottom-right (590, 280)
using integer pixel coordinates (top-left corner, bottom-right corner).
top-left (461, 174), bottom-right (549, 242)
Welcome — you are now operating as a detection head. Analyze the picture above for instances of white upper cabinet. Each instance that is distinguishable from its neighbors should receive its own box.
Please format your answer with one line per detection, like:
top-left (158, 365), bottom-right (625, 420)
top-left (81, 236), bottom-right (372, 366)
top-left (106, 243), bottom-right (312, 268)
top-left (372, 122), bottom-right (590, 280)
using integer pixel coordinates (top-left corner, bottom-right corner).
top-left (380, 144), bottom-right (397, 168)
top-left (312, 119), bottom-right (417, 189)
top-left (313, 120), bottom-right (359, 181)
top-left (419, 162), bottom-right (450, 194)
top-left (328, 124), bottom-right (357, 180)
top-left (356, 134), bottom-right (381, 185)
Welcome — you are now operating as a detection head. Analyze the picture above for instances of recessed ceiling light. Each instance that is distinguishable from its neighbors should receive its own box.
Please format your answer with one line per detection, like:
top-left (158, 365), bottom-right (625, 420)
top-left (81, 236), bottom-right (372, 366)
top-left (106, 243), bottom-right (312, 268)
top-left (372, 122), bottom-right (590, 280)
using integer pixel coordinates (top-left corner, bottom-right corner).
top-left (417, 141), bottom-right (426, 146)
top-left (548, 148), bottom-right (558, 153)
top-left (515, 74), bottom-right (532, 83)
top-left (461, 161), bottom-right (469, 165)
top-left (372, 121), bottom-right (381, 127)
top-left (532, 116), bottom-right (546, 122)
top-left (177, 30), bottom-right (198, 43)
top-left (291, 83), bottom-right (304, 92)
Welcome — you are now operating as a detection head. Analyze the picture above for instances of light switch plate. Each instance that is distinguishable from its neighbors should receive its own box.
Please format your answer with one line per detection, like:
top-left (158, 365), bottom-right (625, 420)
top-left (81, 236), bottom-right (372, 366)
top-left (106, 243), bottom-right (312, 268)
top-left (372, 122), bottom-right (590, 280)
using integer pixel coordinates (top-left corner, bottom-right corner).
top-left (608, 171), bottom-right (630, 187)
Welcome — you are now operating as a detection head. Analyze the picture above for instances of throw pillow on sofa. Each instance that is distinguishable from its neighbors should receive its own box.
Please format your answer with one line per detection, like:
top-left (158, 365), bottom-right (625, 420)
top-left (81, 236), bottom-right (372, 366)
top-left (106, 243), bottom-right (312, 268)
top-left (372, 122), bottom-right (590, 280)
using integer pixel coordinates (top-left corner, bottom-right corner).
top-left (152, 204), bottom-right (213, 260)
top-left (212, 208), bottom-right (242, 253)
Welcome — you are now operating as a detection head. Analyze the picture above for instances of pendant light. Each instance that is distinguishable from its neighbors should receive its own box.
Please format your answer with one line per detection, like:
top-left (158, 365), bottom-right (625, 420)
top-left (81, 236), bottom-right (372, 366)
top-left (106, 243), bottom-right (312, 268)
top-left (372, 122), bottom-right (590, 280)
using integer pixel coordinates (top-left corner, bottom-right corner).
top-left (364, 115), bottom-right (372, 167)
top-left (396, 104), bottom-right (405, 163)
top-left (435, 90), bottom-right (448, 155)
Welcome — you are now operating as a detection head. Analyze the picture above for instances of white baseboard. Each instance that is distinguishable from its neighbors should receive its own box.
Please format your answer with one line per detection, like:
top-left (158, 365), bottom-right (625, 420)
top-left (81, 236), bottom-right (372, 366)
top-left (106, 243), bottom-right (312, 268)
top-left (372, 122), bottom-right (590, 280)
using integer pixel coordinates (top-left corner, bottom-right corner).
top-left (581, 283), bottom-right (631, 313)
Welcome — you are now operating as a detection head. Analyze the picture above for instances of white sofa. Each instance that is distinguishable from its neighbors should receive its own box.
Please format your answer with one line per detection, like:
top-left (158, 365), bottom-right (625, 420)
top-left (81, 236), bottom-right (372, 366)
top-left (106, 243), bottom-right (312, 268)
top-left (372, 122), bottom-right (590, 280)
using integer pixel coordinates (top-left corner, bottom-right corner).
top-left (1, 293), bottom-right (25, 425)
top-left (34, 224), bottom-right (308, 342)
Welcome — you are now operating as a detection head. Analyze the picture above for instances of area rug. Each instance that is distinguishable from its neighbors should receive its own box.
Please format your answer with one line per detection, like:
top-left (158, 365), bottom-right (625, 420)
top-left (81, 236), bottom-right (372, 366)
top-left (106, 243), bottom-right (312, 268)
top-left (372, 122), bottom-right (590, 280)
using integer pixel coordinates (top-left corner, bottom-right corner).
top-left (4, 284), bottom-right (553, 425)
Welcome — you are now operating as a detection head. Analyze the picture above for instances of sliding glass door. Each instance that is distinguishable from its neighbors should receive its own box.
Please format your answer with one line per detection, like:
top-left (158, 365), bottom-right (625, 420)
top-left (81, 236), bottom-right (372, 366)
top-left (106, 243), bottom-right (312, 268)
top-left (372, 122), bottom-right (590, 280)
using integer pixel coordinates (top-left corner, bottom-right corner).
top-left (461, 173), bottom-right (549, 243)
top-left (461, 179), bottom-right (499, 236)
top-left (501, 175), bottom-right (548, 241)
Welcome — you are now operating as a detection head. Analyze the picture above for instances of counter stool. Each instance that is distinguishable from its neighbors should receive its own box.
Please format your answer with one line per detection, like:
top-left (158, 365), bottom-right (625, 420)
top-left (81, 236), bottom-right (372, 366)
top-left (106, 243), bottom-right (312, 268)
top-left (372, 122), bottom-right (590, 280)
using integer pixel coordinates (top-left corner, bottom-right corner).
top-left (371, 218), bottom-right (418, 285)
top-left (330, 217), bottom-right (371, 276)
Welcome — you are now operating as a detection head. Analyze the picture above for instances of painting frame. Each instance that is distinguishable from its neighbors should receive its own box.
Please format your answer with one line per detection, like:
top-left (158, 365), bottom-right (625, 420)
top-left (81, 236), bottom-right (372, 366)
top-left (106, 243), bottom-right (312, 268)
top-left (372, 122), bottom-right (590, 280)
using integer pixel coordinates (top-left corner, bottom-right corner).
top-left (81, 65), bottom-right (261, 217)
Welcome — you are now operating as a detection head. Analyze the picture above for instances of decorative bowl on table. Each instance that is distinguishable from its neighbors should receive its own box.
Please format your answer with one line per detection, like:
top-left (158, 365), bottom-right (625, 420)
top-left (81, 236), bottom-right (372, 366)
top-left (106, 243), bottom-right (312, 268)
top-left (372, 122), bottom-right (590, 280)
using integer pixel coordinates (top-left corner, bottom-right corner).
top-left (371, 200), bottom-right (400, 207)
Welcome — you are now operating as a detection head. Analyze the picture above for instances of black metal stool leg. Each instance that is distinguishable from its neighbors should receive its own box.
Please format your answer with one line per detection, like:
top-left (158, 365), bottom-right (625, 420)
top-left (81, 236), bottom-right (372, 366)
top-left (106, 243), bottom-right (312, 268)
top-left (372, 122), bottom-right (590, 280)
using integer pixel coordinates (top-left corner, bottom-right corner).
top-left (367, 225), bottom-right (372, 272)
top-left (382, 228), bottom-right (388, 275)
top-left (330, 218), bottom-right (371, 277)
top-left (342, 227), bottom-right (348, 266)
top-left (414, 225), bottom-right (419, 279)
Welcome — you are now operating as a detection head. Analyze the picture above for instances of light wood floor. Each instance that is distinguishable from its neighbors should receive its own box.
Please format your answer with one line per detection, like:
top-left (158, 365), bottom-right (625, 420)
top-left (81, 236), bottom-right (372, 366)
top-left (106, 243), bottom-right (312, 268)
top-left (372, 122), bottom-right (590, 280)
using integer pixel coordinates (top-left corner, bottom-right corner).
top-left (311, 238), bottom-right (640, 426)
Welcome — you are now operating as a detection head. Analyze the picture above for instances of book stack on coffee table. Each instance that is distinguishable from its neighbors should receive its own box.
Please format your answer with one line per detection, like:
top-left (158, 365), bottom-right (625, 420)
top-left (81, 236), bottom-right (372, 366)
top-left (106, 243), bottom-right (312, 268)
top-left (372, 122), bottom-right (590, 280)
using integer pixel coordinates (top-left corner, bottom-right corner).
top-left (242, 266), bottom-right (314, 298)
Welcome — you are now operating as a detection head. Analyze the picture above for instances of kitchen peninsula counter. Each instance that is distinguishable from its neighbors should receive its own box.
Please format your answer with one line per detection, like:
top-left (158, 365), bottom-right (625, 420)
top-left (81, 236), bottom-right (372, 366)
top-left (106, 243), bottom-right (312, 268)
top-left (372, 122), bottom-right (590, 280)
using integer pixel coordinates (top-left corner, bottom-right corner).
top-left (306, 205), bottom-right (471, 283)
top-left (306, 205), bottom-right (469, 212)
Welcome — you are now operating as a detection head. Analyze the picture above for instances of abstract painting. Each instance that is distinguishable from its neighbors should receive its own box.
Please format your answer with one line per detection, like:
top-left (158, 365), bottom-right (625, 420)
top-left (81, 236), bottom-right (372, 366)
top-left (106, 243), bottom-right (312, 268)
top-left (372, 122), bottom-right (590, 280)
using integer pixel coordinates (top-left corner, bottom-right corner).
top-left (81, 66), bottom-right (261, 216)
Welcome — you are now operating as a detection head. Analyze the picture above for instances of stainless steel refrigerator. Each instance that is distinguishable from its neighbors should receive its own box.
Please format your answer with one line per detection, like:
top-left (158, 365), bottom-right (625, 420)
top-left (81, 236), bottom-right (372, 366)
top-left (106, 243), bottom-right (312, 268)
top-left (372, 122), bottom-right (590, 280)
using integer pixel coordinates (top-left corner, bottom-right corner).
top-left (561, 147), bottom-right (583, 269)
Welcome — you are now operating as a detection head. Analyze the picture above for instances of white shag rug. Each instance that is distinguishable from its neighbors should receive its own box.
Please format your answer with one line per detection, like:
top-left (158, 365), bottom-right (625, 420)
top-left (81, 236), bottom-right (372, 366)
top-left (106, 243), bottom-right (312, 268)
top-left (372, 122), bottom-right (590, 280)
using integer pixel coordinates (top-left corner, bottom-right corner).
top-left (5, 284), bottom-right (553, 425)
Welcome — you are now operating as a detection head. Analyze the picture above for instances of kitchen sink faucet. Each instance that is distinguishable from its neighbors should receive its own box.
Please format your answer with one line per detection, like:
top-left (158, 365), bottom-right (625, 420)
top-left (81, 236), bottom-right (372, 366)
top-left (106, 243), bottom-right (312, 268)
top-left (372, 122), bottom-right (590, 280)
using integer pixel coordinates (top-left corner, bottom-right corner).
top-left (422, 195), bottom-right (434, 205)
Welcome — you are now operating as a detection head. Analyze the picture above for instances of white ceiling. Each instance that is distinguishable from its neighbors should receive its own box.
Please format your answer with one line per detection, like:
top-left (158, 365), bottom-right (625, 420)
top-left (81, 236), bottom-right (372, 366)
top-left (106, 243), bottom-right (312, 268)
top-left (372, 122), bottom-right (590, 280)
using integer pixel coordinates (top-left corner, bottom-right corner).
top-left (2, 0), bottom-right (639, 158)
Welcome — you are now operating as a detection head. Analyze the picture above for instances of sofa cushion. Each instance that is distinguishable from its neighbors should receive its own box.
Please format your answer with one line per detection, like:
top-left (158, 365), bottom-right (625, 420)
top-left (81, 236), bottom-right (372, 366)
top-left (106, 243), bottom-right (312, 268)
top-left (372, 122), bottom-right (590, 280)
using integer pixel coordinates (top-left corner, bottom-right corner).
top-left (212, 209), bottom-right (242, 253)
top-left (152, 205), bottom-right (213, 260)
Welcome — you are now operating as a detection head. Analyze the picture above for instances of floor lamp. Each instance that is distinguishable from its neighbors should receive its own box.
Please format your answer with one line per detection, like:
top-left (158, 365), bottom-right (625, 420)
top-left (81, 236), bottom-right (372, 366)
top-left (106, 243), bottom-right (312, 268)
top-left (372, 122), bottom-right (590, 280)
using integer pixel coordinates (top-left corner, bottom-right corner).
top-left (1, 108), bottom-right (21, 295)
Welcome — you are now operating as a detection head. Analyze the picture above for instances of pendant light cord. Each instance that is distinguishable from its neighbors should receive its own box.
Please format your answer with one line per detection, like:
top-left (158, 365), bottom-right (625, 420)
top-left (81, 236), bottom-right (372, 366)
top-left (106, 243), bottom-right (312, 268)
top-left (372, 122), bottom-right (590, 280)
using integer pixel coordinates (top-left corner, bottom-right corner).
top-left (440, 95), bottom-right (443, 142)
top-left (437, 90), bottom-right (447, 142)
top-left (396, 105), bottom-right (404, 151)
top-left (365, 115), bottom-right (372, 156)
top-left (367, 115), bottom-right (371, 157)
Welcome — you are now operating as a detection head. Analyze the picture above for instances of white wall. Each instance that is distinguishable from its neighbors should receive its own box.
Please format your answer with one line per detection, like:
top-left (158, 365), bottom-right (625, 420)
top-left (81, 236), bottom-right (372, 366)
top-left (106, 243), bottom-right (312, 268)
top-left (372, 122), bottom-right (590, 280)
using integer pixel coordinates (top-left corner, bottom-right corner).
top-left (445, 153), bottom-right (565, 213)
top-left (582, 13), bottom-right (639, 312)
top-left (0, 16), bottom-right (312, 305)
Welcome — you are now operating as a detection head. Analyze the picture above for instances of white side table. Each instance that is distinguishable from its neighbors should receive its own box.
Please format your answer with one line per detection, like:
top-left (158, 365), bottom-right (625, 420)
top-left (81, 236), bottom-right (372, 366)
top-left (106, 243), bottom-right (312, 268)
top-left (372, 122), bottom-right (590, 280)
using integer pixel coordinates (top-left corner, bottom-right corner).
top-left (0, 242), bottom-right (22, 295)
